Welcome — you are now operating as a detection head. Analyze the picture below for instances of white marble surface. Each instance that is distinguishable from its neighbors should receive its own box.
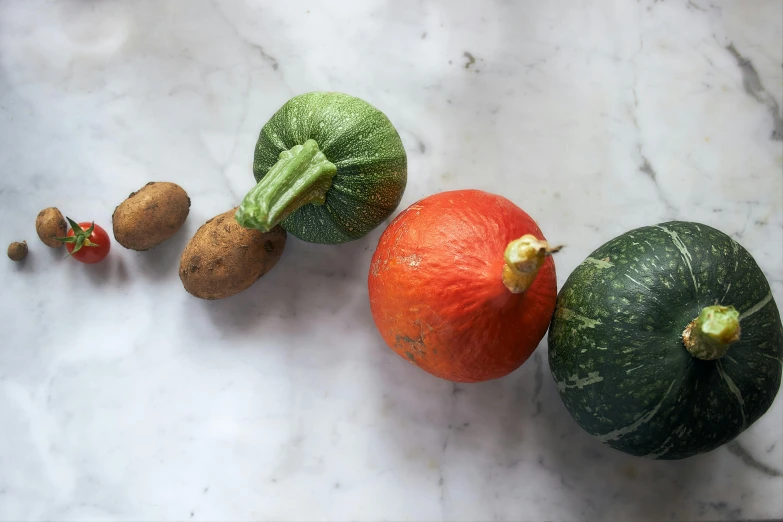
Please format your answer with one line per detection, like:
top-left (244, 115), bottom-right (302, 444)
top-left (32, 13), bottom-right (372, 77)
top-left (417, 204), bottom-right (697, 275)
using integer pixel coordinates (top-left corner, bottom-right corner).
top-left (1, 0), bottom-right (782, 520)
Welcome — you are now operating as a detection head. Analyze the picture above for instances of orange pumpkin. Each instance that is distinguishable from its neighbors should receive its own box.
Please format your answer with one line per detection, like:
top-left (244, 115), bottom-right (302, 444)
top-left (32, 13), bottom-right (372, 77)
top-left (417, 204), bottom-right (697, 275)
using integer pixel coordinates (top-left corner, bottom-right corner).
top-left (368, 190), bottom-right (558, 382)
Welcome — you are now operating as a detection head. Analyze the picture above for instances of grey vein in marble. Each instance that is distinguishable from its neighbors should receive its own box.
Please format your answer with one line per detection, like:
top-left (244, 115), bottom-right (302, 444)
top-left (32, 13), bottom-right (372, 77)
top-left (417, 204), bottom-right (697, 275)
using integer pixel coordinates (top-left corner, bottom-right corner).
top-left (726, 43), bottom-right (783, 140)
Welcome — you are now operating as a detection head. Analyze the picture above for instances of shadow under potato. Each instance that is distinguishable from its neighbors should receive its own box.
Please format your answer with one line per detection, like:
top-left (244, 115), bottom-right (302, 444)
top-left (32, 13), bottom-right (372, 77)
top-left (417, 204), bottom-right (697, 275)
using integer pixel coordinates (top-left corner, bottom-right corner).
top-left (134, 222), bottom-right (193, 280)
top-left (46, 244), bottom-right (65, 261)
top-left (193, 230), bottom-right (377, 338)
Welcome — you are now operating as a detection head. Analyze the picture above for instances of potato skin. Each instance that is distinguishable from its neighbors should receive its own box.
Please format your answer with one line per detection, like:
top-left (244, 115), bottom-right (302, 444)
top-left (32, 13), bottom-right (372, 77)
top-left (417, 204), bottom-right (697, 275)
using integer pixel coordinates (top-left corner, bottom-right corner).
top-left (112, 182), bottom-right (190, 251)
top-left (35, 207), bottom-right (67, 248)
top-left (179, 208), bottom-right (286, 300)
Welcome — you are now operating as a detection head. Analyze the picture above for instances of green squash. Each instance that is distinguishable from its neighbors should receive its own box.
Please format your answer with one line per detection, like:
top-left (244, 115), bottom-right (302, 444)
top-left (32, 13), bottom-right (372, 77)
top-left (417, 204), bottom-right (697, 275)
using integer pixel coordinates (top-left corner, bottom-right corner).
top-left (235, 92), bottom-right (407, 244)
top-left (548, 221), bottom-right (782, 459)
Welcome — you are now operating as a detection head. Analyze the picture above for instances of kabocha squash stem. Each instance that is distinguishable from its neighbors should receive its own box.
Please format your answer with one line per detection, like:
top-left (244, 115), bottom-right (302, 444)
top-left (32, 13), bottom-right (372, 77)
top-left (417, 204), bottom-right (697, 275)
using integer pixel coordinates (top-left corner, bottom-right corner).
top-left (501, 234), bottom-right (561, 294)
top-left (236, 139), bottom-right (337, 232)
top-left (682, 305), bottom-right (741, 360)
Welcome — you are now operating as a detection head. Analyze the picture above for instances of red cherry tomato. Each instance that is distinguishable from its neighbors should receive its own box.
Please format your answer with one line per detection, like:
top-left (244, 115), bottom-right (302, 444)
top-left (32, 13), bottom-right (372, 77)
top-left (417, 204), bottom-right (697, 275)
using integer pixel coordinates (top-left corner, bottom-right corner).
top-left (65, 221), bottom-right (111, 264)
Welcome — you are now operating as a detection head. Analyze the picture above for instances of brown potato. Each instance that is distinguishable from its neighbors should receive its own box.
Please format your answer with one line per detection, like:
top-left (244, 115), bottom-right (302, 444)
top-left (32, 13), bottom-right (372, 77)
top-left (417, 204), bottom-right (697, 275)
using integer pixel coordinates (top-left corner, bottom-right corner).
top-left (179, 208), bottom-right (286, 300)
top-left (112, 181), bottom-right (190, 251)
top-left (7, 241), bottom-right (28, 261)
top-left (35, 207), bottom-right (67, 248)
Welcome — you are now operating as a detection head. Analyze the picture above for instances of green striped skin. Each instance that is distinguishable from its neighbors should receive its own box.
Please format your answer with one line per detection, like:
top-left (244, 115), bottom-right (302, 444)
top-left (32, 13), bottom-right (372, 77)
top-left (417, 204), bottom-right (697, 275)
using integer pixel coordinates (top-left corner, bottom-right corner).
top-left (253, 92), bottom-right (407, 244)
top-left (548, 221), bottom-right (783, 459)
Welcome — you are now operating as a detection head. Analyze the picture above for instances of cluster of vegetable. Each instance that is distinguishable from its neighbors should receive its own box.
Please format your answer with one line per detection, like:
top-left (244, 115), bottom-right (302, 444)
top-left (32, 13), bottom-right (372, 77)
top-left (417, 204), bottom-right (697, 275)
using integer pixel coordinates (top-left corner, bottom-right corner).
top-left (178, 92), bottom-right (407, 299)
top-left (9, 91), bottom-right (781, 462)
top-left (224, 91), bottom-right (779, 461)
top-left (8, 182), bottom-right (190, 264)
top-left (368, 197), bottom-right (781, 460)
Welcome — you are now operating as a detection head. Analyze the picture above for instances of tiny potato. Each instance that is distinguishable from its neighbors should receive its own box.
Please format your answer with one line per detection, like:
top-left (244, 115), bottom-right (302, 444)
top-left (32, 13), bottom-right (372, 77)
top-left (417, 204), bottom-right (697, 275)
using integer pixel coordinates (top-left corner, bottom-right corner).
top-left (7, 241), bottom-right (28, 261)
top-left (112, 181), bottom-right (190, 251)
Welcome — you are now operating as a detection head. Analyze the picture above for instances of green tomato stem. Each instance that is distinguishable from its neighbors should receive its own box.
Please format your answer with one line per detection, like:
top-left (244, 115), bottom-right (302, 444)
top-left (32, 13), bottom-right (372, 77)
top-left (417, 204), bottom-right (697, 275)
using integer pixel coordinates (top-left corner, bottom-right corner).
top-left (56, 219), bottom-right (98, 256)
top-left (501, 234), bottom-right (561, 294)
top-left (682, 305), bottom-right (741, 360)
top-left (235, 139), bottom-right (337, 232)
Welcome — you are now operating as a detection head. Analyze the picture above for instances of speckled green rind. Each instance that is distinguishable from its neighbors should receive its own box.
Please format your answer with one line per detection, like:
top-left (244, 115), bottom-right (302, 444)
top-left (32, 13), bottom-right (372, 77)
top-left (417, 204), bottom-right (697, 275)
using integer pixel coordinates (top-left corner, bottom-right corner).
top-left (254, 92), bottom-right (407, 244)
top-left (548, 221), bottom-right (783, 459)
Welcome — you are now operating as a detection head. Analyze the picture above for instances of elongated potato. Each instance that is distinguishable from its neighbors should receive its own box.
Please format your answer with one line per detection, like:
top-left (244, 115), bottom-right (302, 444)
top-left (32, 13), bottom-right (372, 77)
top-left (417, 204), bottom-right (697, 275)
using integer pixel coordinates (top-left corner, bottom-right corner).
top-left (112, 182), bottom-right (190, 251)
top-left (179, 208), bottom-right (286, 299)
top-left (36, 207), bottom-right (67, 248)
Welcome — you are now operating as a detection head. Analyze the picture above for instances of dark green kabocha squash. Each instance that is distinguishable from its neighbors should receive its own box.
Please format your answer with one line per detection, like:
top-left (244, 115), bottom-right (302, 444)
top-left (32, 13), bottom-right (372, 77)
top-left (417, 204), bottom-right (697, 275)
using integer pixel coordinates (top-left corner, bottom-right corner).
top-left (235, 92), bottom-right (407, 244)
top-left (548, 221), bottom-right (782, 459)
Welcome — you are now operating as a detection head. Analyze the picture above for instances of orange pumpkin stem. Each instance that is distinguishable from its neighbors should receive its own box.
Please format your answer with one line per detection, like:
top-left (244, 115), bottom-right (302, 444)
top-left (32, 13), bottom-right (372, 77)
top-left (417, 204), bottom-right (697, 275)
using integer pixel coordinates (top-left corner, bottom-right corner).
top-left (501, 234), bottom-right (562, 294)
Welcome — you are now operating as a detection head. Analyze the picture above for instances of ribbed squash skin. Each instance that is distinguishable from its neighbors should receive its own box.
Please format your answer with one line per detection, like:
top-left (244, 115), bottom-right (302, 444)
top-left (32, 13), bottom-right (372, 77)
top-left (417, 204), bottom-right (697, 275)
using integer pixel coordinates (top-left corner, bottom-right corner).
top-left (253, 92), bottom-right (407, 244)
top-left (369, 190), bottom-right (557, 383)
top-left (548, 221), bottom-right (783, 459)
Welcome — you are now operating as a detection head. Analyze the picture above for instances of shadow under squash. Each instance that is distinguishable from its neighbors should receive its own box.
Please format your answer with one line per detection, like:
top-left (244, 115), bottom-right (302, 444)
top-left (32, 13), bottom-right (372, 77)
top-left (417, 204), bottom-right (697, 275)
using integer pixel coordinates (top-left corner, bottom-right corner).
top-left (370, 339), bottom-right (725, 521)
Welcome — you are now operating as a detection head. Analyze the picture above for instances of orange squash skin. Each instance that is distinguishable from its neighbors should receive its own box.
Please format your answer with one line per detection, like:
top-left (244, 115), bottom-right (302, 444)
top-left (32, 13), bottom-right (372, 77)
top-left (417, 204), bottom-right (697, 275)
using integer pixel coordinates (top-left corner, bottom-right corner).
top-left (368, 190), bottom-right (557, 383)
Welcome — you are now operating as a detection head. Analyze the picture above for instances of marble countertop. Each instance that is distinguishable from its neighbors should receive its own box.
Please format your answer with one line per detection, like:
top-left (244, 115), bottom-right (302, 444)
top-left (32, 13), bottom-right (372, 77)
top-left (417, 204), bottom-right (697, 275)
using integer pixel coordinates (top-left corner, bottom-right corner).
top-left (1, 1), bottom-right (782, 520)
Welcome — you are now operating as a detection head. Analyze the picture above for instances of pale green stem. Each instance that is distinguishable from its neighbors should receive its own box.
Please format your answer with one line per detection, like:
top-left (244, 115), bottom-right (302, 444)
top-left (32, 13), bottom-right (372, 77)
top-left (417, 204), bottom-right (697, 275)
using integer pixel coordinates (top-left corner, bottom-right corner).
top-left (235, 139), bottom-right (337, 231)
top-left (682, 305), bottom-right (741, 360)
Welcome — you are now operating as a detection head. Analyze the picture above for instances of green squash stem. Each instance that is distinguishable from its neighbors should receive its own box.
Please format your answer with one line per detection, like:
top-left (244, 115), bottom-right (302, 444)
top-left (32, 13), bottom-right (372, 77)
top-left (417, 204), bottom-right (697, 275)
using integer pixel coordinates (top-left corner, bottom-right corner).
top-left (682, 305), bottom-right (741, 360)
top-left (501, 234), bottom-right (561, 294)
top-left (236, 139), bottom-right (337, 232)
